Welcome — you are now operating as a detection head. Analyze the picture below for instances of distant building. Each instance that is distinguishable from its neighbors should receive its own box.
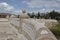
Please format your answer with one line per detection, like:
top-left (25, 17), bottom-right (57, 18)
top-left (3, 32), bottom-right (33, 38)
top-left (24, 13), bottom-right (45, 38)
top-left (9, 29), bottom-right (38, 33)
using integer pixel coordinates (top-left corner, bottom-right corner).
top-left (10, 15), bottom-right (18, 18)
top-left (0, 13), bottom-right (11, 18)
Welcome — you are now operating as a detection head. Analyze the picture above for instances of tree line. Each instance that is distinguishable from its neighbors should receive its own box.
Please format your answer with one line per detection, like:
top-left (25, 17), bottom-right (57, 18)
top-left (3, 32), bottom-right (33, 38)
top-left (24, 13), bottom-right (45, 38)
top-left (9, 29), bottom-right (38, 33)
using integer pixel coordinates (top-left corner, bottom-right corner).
top-left (27, 10), bottom-right (60, 20)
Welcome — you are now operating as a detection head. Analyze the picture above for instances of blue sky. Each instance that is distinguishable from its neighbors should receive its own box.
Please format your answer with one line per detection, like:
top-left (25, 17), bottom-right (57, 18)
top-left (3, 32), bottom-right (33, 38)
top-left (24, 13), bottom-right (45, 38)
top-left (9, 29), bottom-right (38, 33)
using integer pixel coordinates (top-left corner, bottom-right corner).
top-left (0, 0), bottom-right (60, 14)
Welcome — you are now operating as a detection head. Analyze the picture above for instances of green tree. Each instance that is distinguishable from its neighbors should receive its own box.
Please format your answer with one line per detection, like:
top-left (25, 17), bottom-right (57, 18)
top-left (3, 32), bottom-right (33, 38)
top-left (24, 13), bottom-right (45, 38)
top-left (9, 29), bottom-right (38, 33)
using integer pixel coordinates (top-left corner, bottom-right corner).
top-left (37, 12), bottom-right (40, 19)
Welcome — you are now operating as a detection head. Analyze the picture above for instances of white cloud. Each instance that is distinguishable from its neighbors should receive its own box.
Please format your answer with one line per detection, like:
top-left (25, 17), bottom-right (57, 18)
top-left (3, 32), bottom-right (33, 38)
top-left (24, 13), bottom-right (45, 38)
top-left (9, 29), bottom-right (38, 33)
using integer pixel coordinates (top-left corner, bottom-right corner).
top-left (22, 0), bottom-right (60, 12)
top-left (12, 10), bottom-right (22, 15)
top-left (28, 9), bottom-right (53, 13)
top-left (22, 1), bottom-right (27, 3)
top-left (0, 2), bottom-right (14, 11)
top-left (0, 2), bottom-right (21, 15)
top-left (25, 0), bottom-right (60, 8)
top-left (57, 0), bottom-right (60, 1)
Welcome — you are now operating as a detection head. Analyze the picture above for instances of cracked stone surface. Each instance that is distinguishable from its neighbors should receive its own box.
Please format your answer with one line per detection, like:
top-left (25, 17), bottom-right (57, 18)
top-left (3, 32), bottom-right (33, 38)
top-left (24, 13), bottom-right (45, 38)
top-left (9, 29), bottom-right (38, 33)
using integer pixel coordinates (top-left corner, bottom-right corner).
top-left (0, 18), bottom-right (57, 40)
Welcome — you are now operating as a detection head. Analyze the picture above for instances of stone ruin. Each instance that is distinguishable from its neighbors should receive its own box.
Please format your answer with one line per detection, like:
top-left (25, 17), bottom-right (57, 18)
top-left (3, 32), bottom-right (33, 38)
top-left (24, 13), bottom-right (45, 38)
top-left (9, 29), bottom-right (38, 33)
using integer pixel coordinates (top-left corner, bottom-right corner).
top-left (0, 10), bottom-right (57, 40)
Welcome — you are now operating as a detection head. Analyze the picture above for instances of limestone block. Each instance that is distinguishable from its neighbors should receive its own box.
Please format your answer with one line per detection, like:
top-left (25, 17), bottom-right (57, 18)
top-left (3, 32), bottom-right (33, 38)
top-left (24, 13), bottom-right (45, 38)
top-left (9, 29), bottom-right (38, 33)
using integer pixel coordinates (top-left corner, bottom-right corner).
top-left (0, 18), bottom-right (57, 40)
top-left (19, 19), bottom-right (57, 40)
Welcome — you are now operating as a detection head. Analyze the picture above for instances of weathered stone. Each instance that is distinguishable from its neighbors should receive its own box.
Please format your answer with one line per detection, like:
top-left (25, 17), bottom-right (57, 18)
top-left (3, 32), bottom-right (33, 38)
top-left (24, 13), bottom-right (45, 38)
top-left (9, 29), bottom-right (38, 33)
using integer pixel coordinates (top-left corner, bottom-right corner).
top-left (0, 10), bottom-right (57, 40)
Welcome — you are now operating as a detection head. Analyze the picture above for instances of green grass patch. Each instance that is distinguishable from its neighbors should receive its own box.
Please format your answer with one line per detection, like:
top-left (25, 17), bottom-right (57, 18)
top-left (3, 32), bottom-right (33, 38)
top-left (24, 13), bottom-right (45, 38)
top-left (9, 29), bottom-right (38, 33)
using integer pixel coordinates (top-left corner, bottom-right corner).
top-left (50, 22), bottom-right (60, 36)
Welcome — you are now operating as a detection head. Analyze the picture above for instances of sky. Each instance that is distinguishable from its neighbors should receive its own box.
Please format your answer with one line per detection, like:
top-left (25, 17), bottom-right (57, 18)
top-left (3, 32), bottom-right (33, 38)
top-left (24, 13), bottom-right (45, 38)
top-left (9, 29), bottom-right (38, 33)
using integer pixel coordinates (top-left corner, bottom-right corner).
top-left (0, 0), bottom-right (60, 15)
